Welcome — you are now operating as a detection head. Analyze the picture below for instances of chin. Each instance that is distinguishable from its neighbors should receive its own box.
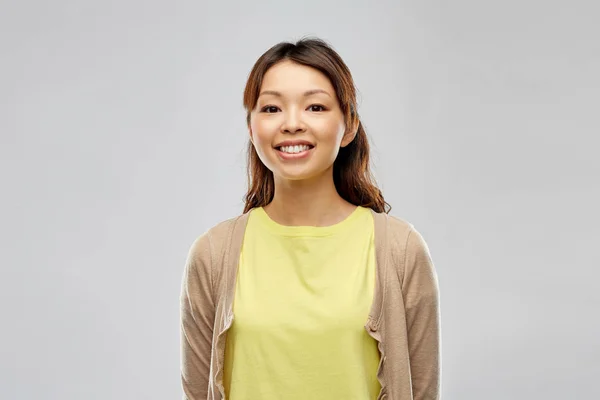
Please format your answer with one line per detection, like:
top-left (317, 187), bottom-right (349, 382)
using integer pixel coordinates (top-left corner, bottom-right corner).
top-left (273, 168), bottom-right (326, 183)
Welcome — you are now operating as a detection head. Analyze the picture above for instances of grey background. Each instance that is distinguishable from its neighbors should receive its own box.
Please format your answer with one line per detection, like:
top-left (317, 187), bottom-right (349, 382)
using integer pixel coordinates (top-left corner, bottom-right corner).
top-left (1, 0), bottom-right (598, 399)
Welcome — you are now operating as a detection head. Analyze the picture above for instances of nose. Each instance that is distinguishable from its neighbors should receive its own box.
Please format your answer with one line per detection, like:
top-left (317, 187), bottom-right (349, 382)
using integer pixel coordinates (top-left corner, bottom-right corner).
top-left (281, 109), bottom-right (306, 133)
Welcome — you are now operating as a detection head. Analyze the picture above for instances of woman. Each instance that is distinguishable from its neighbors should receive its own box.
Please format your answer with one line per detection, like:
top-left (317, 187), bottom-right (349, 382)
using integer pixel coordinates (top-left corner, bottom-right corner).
top-left (180, 37), bottom-right (441, 400)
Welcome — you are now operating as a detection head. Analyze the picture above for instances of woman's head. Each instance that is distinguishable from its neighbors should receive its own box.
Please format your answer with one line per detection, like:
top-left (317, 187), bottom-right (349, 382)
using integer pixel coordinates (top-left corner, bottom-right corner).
top-left (242, 37), bottom-right (391, 214)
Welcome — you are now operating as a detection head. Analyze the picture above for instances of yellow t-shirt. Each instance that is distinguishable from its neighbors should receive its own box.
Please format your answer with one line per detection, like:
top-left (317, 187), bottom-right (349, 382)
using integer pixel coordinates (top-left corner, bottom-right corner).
top-left (223, 205), bottom-right (381, 399)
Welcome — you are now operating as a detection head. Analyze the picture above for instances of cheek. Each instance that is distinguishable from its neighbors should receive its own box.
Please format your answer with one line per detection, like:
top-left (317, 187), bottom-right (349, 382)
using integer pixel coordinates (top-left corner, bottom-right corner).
top-left (317, 120), bottom-right (346, 145)
top-left (250, 119), bottom-right (270, 143)
top-left (250, 120), bottom-right (279, 158)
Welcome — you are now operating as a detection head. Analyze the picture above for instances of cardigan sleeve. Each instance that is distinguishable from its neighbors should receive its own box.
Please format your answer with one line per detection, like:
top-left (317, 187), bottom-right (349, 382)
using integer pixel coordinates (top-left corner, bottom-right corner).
top-left (180, 232), bottom-right (215, 399)
top-left (401, 227), bottom-right (442, 400)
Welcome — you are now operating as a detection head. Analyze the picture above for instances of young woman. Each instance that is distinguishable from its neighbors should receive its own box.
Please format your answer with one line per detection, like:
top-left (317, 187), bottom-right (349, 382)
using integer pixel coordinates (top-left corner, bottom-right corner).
top-left (180, 37), bottom-right (441, 400)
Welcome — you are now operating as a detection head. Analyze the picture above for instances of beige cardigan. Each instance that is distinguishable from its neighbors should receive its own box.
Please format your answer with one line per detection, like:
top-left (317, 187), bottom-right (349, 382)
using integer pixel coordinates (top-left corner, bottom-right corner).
top-left (180, 208), bottom-right (441, 400)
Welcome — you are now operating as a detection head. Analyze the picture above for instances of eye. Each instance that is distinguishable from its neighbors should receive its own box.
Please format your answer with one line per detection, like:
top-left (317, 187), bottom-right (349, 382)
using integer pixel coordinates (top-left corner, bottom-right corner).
top-left (308, 104), bottom-right (327, 112)
top-left (260, 105), bottom-right (280, 113)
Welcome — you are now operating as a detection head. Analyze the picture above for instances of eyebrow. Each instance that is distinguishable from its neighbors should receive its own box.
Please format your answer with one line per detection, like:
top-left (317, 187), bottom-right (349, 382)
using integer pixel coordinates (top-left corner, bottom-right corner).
top-left (258, 89), bottom-right (332, 98)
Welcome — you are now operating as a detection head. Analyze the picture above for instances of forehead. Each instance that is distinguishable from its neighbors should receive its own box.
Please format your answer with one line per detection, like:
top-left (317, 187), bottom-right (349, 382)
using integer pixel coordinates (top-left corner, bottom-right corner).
top-left (260, 60), bottom-right (335, 95)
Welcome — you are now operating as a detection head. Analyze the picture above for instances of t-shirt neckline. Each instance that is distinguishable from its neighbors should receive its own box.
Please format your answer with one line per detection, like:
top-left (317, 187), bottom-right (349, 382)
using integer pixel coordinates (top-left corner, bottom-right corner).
top-left (251, 205), bottom-right (364, 237)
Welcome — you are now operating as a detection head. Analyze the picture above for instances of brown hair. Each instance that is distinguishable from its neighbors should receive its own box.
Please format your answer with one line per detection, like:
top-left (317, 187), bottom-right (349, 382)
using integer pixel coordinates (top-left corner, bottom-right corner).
top-left (242, 37), bottom-right (391, 215)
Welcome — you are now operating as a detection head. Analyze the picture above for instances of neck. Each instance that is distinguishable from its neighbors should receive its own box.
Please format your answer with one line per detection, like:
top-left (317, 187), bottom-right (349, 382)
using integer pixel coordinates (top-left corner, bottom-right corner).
top-left (263, 167), bottom-right (356, 227)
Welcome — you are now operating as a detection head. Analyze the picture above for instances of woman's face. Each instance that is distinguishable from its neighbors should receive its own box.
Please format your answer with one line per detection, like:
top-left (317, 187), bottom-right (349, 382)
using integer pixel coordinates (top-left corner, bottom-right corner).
top-left (249, 60), bottom-right (355, 182)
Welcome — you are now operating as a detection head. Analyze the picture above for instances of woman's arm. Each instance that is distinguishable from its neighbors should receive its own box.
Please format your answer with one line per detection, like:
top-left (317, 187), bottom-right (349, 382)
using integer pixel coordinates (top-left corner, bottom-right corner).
top-left (180, 233), bottom-right (215, 399)
top-left (402, 227), bottom-right (442, 400)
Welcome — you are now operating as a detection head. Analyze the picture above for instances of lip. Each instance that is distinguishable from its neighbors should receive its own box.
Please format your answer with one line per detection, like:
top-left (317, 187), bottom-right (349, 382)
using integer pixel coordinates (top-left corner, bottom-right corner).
top-left (274, 139), bottom-right (314, 148)
top-left (275, 145), bottom-right (314, 160)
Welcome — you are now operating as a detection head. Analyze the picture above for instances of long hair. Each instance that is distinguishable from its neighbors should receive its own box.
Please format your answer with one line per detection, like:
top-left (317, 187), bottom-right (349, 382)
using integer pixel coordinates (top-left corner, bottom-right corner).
top-left (242, 37), bottom-right (391, 215)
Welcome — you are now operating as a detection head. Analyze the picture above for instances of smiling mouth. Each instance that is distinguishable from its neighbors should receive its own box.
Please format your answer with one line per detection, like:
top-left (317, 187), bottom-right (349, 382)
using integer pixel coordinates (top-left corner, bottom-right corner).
top-left (274, 145), bottom-right (315, 153)
top-left (274, 145), bottom-right (315, 159)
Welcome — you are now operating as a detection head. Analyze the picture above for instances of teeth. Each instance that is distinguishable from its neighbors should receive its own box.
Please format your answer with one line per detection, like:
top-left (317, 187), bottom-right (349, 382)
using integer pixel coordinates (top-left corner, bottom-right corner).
top-left (280, 144), bottom-right (311, 154)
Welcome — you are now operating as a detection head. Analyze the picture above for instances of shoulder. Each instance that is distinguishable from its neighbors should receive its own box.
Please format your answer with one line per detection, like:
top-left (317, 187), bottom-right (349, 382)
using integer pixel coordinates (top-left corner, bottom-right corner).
top-left (387, 214), bottom-right (414, 239)
top-left (186, 211), bottom-right (250, 266)
top-left (372, 211), bottom-right (433, 273)
top-left (371, 210), bottom-right (414, 247)
top-left (388, 214), bottom-right (429, 252)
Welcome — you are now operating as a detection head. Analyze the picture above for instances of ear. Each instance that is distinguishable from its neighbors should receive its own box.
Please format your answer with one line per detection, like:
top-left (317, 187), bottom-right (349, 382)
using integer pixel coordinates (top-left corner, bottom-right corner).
top-left (341, 118), bottom-right (359, 148)
top-left (248, 126), bottom-right (254, 145)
